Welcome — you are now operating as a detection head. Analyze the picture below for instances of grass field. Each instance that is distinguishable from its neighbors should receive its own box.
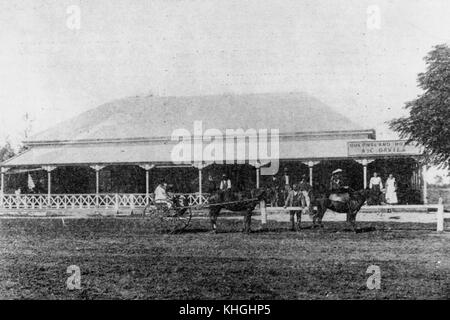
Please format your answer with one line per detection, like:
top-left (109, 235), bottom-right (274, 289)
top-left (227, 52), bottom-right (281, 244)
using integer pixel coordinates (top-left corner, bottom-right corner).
top-left (0, 217), bottom-right (449, 300)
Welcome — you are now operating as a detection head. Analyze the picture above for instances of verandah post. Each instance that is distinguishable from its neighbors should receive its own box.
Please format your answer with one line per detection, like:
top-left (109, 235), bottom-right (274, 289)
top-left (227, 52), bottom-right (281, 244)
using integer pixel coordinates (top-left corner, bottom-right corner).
top-left (0, 167), bottom-right (6, 208)
top-left (362, 159), bottom-right (368, 189)
top-left (42, 166), bottom-right (56, 208)
top-left (198, 166), bottom-right (203, 205)
top-left (255, 161), bottom-right (261, 189)
top-left (139, 164), bottom-right (154, 206)
top-left (422, 165), bottom-right (428, 205)
top-left (303, 161), bottom-right (319, 188)
top-left (308, 161), bottom-right (316, 187)
top-left (90, 165), bottom-right (105, 208)
top-left (355, 159), bottom-right (373, 189)
top-left (146, 169), bottom-right (149, 204)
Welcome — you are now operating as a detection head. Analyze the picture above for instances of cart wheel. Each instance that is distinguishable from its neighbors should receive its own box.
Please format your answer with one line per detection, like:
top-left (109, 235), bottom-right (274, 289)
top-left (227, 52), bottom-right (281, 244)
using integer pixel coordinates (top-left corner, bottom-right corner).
top-left (166, 207), bottom-right (192, 233)
top-left (143, 204), bottom-right (192, 233)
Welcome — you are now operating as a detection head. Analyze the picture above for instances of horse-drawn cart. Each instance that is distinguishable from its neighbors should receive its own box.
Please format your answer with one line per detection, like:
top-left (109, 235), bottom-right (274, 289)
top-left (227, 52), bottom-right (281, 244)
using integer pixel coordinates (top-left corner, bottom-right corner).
top-left (141, 193), bottom-right (264, 233)
top-left (142, 195), bottom-right (194, 233)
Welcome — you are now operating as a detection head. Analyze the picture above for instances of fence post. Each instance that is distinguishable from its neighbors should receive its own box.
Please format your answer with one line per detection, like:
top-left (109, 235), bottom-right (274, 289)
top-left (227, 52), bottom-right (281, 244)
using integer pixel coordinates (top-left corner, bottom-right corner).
top-left (130, 194), bottom-right (135, 210)
top-left (0, 168), bottom-right (4, 208)
top-left (114, 194), bottom-right (119, 213)
top-left (260, 200), bottom-right (267, 225)
top-left (436, 197), bottom-right (444, 232)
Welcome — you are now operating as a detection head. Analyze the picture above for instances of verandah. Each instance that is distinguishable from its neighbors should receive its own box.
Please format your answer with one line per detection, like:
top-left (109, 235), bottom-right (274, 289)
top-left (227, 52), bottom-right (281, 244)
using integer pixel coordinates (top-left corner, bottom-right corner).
top-left (0, 157), bottom-right (426, 210)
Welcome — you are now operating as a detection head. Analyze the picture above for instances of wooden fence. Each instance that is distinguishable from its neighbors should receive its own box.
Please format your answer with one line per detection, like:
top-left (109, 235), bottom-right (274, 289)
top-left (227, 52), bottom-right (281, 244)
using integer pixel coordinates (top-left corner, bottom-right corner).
top-left (0, 193), bottom-right (210, 210)
top-left (258, 199), bottom-right (446, 232)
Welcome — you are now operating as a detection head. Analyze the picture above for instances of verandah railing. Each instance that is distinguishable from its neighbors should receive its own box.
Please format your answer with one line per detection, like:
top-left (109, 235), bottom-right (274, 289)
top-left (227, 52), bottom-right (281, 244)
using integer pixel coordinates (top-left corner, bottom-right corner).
top-left (0, 193), bottom-right (210, 210)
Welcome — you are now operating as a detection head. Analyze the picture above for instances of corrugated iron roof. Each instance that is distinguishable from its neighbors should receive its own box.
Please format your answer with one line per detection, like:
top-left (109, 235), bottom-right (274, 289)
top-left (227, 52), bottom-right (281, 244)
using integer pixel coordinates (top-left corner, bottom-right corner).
top-left (27, 92), bottom-right (363, 143)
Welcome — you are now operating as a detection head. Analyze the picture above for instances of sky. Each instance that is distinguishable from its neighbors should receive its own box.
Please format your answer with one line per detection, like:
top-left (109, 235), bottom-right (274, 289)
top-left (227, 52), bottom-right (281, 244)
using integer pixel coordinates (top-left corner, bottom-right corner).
top-left (0, 0), bottom-right (449, 168)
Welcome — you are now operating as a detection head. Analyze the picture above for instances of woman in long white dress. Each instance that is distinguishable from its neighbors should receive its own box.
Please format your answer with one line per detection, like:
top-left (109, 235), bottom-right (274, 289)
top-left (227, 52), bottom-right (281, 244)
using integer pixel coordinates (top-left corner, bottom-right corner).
top-left (385, 174), bottom-right (398, 204)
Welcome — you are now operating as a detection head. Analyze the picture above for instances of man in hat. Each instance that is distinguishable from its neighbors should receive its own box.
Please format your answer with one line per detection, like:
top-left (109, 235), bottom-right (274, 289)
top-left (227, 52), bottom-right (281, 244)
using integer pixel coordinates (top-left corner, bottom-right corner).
top-left (219, 174), bottom-right (232, 191)
top-left (329, 169), bottom-right (350, 202)
top-left (205, 174), bottom-right (217, 194)
top-left (330, 169), bottom-right (344, 192)
top-left (154, 181), bottom-right (173, 209)
top-left (267, 175), bottom-right (281, 206)
top-left (219, 174), bottom-right (232, 202)
top-left (298, 174), bottom-right (312, 211)
top-left (284, 184), bottom-right (302, 231)
top-left (282, 167), bottom-right (291, 200)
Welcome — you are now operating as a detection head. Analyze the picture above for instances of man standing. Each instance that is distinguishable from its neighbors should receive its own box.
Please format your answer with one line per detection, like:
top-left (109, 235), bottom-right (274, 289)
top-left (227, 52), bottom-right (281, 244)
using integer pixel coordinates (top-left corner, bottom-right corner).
top-left (219, 174), bottom-right (232, 202)
top-left (282, 167), bottom-right (291, 201)
top-left (268, 175), bottom-right (281, 206)
top-left (369, 172), bottom-right (383, 205)
top-left (284, 184), bottom-right (302, 231)
top-left (219, 174), bottom-right (231, 190)
top-left (298, 175), bottom-right (312, 212)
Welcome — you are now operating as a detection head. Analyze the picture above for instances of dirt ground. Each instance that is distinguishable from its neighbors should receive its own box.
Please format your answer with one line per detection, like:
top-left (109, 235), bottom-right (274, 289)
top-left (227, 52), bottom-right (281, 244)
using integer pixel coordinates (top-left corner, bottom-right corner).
top-left (0, 215), bottom-right (449, 300)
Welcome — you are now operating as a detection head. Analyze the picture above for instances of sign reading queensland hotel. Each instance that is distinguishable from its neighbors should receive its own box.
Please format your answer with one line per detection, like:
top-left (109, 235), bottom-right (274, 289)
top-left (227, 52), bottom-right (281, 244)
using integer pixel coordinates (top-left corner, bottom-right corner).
top-left (348, 140), bottom-right (421, 157)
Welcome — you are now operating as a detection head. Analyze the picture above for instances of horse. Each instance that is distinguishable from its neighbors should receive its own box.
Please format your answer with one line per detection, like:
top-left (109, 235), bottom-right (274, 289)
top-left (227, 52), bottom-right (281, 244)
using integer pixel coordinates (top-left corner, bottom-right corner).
top-left (208, 188), bottom-right (267, 233)
top-left (310, 188), bottom-right (370, 232)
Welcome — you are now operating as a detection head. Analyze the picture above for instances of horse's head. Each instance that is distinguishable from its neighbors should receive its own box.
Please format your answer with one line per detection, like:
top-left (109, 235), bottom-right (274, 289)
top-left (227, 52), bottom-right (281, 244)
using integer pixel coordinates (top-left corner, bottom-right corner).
top-left (172, 194), bottom-right (189, 208)
top-left (252, 187), bottom-right (268, 202)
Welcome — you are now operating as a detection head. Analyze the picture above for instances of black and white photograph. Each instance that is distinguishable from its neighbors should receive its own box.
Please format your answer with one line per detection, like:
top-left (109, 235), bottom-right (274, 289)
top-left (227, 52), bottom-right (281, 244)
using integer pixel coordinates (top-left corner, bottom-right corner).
top-left (0, 0), bottom-right (449, 306)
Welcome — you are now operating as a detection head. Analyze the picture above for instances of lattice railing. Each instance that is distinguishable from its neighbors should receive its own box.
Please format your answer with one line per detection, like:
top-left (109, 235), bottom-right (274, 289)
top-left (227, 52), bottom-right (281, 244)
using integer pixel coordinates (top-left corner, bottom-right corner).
top-left (0, 193), bottom-right (209, 210)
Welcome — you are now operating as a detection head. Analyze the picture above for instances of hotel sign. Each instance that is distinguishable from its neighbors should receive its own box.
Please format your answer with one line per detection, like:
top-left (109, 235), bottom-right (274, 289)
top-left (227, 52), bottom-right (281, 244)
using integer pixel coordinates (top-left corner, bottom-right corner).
top-left (348, 140), bottom-right (420, 157)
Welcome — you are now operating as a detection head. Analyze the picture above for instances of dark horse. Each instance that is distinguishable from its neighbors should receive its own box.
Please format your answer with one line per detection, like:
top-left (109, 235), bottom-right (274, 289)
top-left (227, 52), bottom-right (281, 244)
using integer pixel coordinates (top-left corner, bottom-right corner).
top-left (310, 188), bottom-right (370, 232)
top-left (208, 188), bottom-right (267, 233)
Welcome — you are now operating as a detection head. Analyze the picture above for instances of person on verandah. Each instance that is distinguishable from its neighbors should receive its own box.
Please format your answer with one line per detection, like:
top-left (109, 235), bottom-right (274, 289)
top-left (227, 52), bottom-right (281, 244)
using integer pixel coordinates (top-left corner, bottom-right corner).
top-left (369, 172), bottom-right (383, 205)
top-left (154, 182), bottom-right (173, 209)
top-left (219, 174), bottom-right (232, 190)
top-left (385, 173), bottom-right (398, 205)
top-left (206, 174), bottom-right (217, 194)
top-left (219, 174), bottom-right (232, 202)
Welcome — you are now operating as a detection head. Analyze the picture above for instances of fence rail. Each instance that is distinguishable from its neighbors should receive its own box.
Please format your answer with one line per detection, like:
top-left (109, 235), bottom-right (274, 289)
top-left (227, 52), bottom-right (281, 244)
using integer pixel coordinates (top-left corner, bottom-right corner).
top-left (257, 199), bottom-right (446, 232)
top-left (0, 193), bottom-right (210, 210)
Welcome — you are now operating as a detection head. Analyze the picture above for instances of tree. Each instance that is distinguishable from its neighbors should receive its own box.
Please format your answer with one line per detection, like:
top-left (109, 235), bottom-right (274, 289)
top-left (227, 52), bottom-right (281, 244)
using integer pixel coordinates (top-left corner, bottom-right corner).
top-left (389, 44), bottom-right (450, 166)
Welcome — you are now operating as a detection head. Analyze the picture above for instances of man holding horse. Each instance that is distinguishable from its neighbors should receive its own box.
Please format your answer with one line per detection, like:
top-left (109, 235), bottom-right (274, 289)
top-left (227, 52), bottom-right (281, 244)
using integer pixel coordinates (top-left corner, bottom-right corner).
top-left (284, 184), bottom-right (303, 231)
top-left (298, 175), bottom-right (312, 211)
